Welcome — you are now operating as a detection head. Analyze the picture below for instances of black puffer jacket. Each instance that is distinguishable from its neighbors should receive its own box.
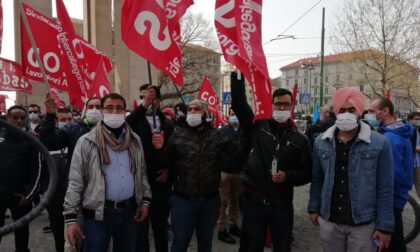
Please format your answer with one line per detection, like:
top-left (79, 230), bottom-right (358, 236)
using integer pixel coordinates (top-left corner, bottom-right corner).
top-left (0, 127), bottom-right (39, 195)
top-left (231, 72), bottom-right (312, 202)
top-left (166, 123), bottom-right (235, 197)
top-left (219, 125), bottom-right (242, 173)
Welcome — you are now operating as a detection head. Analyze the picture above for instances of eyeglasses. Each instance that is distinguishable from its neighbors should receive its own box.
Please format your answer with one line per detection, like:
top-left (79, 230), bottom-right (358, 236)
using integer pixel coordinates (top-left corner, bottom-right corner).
top-left (103, 105), bottom-right (125, 112)
top-left (272, 102), bottom-right (293, 109)
top-left (87, 104), bottom-right (102, 110)
top-left (338, 107), bottom-right (356, 114)
top-left (28, 111), bottom-right (39, 114)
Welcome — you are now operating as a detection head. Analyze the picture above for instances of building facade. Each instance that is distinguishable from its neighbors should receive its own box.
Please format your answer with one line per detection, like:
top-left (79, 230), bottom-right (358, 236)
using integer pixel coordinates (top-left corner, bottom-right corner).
top-left (280, 51), bottom-right (420, 117)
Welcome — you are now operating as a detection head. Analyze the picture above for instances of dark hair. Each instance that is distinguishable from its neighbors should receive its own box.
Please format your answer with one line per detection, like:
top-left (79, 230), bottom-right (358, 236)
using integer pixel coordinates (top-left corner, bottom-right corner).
top-left (7, 105), bottom-right (27, 115)
top-left (175, 102), bottom-right (187, 114)
top-left (101, 93), bottom-right (126, 109)
top-left (28, 104), bottom-right (41, 112)
top-left (407, 112), bottom-right (420, 120)
top-left (57, 108), bottom-right (71, 114)
top-left (139, 84), bottom-right (161, 99)
top-left (139, 83), bottom-right (150, 91)
top-left (376, 97), bottom-right (394, 115)
top-left (272, 88), bottom-right (293, 102)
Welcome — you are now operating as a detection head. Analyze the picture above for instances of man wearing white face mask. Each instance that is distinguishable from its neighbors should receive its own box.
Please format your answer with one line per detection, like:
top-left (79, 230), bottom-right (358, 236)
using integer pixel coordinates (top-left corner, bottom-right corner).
top-left (166, 99), bottom-right (238, 252)
top-left (64, 93), bottom-right (151, 252)
top-left (230, 72), bottom-right (312, 252)
top-left (309, 87), bottom-right (394, 252)
top-left (38, 94), bottom-right (103, 252)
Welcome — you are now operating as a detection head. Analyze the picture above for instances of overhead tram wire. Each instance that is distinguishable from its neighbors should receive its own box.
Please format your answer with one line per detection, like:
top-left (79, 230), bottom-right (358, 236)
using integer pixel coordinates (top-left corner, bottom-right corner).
top-left (263, 0), bottom-right (324, 46)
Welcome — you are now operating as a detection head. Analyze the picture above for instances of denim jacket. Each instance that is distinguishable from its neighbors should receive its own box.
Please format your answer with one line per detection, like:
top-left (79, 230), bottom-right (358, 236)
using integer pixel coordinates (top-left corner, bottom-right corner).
top-left (308, 122), bottom-right (394, 232)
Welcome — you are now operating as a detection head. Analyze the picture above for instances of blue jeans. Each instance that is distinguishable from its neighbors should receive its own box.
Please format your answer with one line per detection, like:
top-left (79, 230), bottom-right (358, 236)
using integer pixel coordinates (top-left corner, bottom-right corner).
top-left (170, 195), bottom-right (220, 252)
top-left (241, 195), bottom-right (293, 252)
top-left (81, 206), bottom-right (137, 252)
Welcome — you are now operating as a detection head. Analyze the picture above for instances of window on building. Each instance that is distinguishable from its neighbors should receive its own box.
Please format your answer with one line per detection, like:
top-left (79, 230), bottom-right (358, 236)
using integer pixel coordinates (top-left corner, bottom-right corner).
top-left (359, 85), bottom-right (364, 92)
top-left (349, 73), bottom-right (352, 80)
top-left (336, 74), bottom-right (340, 82)
top-left (295, 79), bottom-right (299, 85)
top-left (314, 77), bottom-right (318, 84)
top-left (304, 78), bottom-right (307, 84)
top-left (325, 87), bottom-right (329, 94)
top-left (295, 69), bottom-right (299, 75)
top-left (325, 76), bottom-right (329, 83)
top-left (286, 79), bottom-right (289, 86)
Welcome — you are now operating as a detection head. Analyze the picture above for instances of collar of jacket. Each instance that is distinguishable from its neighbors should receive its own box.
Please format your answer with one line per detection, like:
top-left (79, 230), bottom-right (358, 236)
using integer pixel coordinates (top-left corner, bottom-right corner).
top-left (321, 121), bottom-right (371, 144)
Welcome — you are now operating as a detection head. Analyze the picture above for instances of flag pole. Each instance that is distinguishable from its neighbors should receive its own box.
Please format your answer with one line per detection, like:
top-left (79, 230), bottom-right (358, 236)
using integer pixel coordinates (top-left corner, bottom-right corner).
top-left (147, 61), bottom-right (153, 85)
top-left (172, 82), bottom-right (185, 104)
top-left (17, 0), bottom-right (52, 97)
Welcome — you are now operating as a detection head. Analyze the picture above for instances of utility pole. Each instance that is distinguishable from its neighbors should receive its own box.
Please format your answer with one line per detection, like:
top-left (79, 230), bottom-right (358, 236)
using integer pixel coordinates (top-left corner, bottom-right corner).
top-left (319, 7), bottom-right (325, 106)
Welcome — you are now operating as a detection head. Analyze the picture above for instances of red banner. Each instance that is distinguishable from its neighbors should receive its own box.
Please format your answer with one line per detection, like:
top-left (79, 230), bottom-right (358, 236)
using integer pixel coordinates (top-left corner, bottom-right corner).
top-left (0, 94), bottom-right (6, 113)
top-left (215, 0), bottom-right (272, 120)
top-left (121, 0), bottom-right (193, 87)
top-left (0, 0), bottom-right (3, 53)
top-left (0, 57), bottom-right (32, 93)
top-left (197, 76), bottom-right (228, 126)
top-left (89, 57), bottom-right (111, 98)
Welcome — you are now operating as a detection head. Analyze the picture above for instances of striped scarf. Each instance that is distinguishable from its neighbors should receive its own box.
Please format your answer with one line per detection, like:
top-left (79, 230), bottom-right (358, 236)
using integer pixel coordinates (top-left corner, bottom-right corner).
top-left (96, 121), bottom-right (137, 173)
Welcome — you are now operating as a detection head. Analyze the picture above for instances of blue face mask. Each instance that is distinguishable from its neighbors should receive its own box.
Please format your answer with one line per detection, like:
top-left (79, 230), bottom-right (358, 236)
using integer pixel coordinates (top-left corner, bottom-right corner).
top-left (364, 114), bottom-right (379, 127)
top-left (58, 122), bottom-right (67, 129)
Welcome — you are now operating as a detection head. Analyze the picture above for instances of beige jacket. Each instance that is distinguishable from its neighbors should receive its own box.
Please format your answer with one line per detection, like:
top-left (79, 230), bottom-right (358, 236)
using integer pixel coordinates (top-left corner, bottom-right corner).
top-left (63, 125), bottom-right (151, 222)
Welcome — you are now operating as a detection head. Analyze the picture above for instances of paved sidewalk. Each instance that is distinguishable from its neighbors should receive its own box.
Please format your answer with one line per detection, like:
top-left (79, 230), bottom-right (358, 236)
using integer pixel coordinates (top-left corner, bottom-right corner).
top-left (1, 185), bottom-right (420, 251)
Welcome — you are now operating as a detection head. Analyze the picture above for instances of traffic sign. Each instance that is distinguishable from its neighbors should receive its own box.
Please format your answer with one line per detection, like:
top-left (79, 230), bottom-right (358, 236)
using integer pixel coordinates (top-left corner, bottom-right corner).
top-left (222, 92), bottom-right (231, 104)
top-left (300, 93), bottom-right (311, 104)
top-left (183, 95), bottom-right (191, 104)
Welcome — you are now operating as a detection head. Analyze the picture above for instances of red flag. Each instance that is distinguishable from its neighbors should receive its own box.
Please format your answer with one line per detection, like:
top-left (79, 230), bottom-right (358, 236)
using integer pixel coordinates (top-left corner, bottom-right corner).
top-left (0, 94), bottom-right (7, 113)
top-left (197, 76), bottom-right (227, 125)
top-left (50, 88), bottom-right (66, 109)
top-left (0, 0), bottom-right (3, 53)
top-left (21, 3), bottom-right (69, 91)
top-left (55, 0), bottom-right (89, 108)
top-left (0, 57), bottom-right (32, 94)
top-left (215, 0), bottom-right (272, 120)
top-left (291, 83), bottom-right (298, 119)
top-left (89, 57), bottom-right (111, 98)
top-left (386, 88), bottom-right (391, 100)
top-left (121, 0), bottom-right (193, 86)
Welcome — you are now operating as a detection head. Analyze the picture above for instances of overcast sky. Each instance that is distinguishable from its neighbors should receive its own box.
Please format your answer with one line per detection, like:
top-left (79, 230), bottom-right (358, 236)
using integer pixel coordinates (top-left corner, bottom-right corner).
top-left (0, 0), bottom-right (343, 106)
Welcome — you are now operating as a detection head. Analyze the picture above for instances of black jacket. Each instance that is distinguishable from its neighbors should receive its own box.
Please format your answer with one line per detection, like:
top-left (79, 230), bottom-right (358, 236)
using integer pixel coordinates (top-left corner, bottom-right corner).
top-left (38, 113), bottom-right (93, 169)
top-left (306, 117), bottom-right (335, 148)
top-left (166, 123), bottom-right (237, 197)
top-left (126, 105), bottom-right (174, 194)
top-left (231, 72), bottom-right (312, 202)
top-left (0, 127), bottom-right (39, 195)
top-left (219, 125), bottom-right (242, 173)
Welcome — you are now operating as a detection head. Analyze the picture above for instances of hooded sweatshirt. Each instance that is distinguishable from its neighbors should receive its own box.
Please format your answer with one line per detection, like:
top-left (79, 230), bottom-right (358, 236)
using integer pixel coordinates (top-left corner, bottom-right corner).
top-left (380, 121), bottom-right (414, 209)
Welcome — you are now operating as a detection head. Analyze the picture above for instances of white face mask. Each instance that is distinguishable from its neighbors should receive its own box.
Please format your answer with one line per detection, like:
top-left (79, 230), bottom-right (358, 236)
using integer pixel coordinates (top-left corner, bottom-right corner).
top-left (28, 113), bottom-right (39, 121)
top-left (229, 116), bottom-right (239, 127)
top-left (186, 113), bottom-right (203, 127)
top-left (85, 109), bottom-right (102, 124)
top-left (272, 110), bottom-right (290, 123)
top-left (336, 112), bottom-right (359, 131)
top-left (103, 113), bottom-right (126, 129)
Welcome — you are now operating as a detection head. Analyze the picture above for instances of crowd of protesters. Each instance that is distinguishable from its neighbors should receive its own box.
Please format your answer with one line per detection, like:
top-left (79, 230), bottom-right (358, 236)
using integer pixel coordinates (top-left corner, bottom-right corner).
top-left (0, 72), bottom-right (419, 252)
